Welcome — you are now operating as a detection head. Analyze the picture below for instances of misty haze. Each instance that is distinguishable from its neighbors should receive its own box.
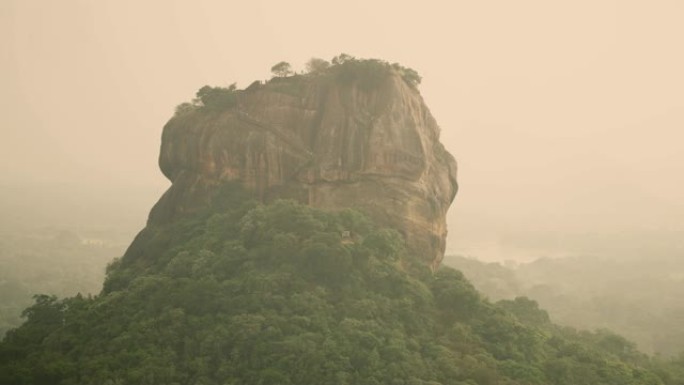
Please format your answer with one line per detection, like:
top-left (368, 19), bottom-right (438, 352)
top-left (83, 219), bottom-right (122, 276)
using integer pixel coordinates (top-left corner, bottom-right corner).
top-left (1, 1), bottom-right (683, 384)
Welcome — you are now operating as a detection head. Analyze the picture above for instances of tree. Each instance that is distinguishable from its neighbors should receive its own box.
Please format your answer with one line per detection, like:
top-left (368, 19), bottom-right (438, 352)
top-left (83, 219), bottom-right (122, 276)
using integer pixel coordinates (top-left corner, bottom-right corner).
top-left (498, 297), bottom-right (551, 327)
top-left (271, 61), bottom-right (293, 77)
top-left (305, 57), bottom-right (330, 74)
top-left (332, 53), bottom-right (354, 65)
top-left (390, 63), bottom-right (421, 88)
top-left (401, 67), bottom-right (422, 88)
top-left (194, 84), bottom-right (237, 109)
top-left (174, 102), bottom-right (196, 116)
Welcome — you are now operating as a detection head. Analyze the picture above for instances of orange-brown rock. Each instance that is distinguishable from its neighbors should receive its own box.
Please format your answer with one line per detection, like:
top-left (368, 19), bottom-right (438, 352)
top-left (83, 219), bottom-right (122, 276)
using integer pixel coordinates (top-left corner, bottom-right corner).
top-left (146, 71), bottom-right (457, 268)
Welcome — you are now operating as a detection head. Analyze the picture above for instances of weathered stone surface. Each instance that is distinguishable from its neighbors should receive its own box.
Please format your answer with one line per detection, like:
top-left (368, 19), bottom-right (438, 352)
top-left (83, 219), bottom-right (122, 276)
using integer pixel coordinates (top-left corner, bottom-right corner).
top-left (145, 72), bottom-right (457, 268)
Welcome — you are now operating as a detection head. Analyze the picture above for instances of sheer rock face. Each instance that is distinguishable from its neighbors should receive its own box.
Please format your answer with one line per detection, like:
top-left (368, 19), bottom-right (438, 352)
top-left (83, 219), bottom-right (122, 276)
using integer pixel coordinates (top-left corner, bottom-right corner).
top-left (148, 73), bottom-right (457, 268)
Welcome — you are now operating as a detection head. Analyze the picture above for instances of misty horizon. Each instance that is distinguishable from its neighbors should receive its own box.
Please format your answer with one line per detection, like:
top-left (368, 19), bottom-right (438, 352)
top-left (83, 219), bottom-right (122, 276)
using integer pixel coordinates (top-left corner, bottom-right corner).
top-left (4, 3), bottom-right (684, 383)
top-left (2, 1), bottom-right (683, 262)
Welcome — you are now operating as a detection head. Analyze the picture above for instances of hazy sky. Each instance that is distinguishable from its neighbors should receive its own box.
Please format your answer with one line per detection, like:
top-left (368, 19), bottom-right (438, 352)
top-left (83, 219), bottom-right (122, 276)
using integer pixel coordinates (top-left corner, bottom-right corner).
top-left (2, 1), bottom-right (683, 258)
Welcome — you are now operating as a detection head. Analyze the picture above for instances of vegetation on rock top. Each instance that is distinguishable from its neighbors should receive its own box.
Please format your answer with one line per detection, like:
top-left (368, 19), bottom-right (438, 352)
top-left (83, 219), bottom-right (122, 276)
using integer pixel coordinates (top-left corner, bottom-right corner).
top-left (174, 54), bottom-right (422, 117)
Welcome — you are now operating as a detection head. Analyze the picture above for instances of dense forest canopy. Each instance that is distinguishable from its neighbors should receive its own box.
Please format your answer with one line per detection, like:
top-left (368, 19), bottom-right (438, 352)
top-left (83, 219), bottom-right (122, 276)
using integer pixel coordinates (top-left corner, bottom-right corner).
top-left (0, 230), bottom-right (119, 337)
top-left (1, 56), bottom-right (682, 384)
top-left (2, 185), bottom-right (684, 384)
top-left (444, 254), bottom-right (684, 358)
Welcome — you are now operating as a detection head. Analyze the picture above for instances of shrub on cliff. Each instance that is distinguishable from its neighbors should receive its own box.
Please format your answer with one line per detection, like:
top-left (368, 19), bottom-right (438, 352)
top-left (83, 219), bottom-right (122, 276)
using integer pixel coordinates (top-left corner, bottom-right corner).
top-left (173, 56), bottom-right (423, 118)
top-left (271, 61), bottom-right (293, 77)
top-left (173, 84), bottom-right (241, 116)
top-left (195, 84), bottom-right (238, 110)
top-left (305, 57), bottom-right (330, 74)
top-left (328, 54), bottom-right (422, 89)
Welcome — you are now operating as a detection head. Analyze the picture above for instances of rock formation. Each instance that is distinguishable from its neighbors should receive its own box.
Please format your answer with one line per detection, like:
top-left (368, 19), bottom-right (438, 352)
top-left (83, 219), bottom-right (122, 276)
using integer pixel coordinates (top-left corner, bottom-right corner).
top-left (142, 65), bottom-right (457, 268)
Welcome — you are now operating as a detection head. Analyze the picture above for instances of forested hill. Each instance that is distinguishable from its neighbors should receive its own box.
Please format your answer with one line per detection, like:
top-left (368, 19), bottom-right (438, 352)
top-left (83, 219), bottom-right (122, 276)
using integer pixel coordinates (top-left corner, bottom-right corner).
top-left (2, 190), bottom-right (683, 384)
top-left (2, 59), bottom-right (683, 384)
top-left (444, 254), bottom-right (684, 358)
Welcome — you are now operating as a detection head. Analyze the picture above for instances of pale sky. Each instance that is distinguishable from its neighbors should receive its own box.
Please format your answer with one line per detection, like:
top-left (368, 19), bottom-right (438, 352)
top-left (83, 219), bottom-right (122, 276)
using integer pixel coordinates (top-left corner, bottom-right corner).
top-left (2, 1), bottom-right (683, 258)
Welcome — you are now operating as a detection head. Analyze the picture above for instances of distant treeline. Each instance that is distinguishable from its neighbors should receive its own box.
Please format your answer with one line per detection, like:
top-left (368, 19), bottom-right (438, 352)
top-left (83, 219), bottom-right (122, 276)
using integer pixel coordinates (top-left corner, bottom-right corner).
top-left (444, 254), bottom-right (684, 357)
top-left (0, 229), bottom-right (121, 337)
top-left (2, 185), bottom-right (684, 384)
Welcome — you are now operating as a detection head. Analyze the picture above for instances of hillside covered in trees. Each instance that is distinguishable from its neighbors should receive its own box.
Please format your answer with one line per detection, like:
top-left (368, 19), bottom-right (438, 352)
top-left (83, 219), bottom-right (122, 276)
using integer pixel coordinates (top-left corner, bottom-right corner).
top-left (444, 254), bottom-right (684, 358)
top-left (0, 229), bottom-right (120, 338)
top-left (2, 57), bottom-right (683, 384)
top-left (2, 187), bottom-right (684, 384)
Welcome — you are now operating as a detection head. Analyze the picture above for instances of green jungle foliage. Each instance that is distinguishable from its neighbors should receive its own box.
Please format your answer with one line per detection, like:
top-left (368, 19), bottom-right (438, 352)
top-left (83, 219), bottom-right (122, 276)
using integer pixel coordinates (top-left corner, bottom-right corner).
top-left (2, 191), bottom-right (683, 384)
top-left (444, 254), bottom-right (684, 358)
top-left (0, 230), bottom-right (119, 337)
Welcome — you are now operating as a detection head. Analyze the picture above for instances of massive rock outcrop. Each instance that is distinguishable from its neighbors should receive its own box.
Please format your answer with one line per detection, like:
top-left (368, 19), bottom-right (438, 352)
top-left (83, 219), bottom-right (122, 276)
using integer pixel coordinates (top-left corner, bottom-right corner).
top-left (143, 66), bottom-right (457, 268)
